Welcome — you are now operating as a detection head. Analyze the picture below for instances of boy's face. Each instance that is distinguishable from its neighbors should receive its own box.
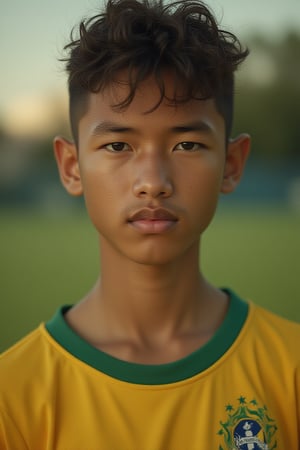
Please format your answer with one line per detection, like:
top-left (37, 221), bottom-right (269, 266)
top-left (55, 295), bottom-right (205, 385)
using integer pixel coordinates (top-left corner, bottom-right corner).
top-left (55, 73), bottom-right (249, 265)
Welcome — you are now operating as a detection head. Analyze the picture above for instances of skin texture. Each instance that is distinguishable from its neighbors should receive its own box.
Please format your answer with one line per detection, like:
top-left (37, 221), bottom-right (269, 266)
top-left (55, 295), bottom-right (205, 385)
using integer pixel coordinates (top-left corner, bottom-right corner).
top-left (54, 74), bottom-right (250, 364)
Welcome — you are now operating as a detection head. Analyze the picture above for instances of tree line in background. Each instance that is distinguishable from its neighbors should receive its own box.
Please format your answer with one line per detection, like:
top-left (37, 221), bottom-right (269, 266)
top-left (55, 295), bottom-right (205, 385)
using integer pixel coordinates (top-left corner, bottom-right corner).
top-left (233, 32), bottom-right (300, 162)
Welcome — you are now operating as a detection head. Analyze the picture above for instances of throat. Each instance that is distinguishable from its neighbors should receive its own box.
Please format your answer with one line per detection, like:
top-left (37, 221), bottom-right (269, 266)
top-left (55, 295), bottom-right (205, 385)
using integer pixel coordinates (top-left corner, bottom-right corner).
top-left (94, 328), bottom-right (220, 365)
top-left (65, 280), bottom-right (229, 365)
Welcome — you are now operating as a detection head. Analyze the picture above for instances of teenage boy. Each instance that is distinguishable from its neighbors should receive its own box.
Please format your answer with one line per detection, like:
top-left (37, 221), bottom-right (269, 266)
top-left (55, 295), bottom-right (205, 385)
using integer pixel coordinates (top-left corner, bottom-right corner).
top-left (0, 1), bottom-right (299, 448)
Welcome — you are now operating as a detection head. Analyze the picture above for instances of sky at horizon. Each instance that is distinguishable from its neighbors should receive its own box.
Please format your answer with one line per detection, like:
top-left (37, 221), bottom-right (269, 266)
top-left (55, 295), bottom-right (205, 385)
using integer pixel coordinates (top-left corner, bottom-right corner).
top-left (1, 0), bottom-right (300, 134)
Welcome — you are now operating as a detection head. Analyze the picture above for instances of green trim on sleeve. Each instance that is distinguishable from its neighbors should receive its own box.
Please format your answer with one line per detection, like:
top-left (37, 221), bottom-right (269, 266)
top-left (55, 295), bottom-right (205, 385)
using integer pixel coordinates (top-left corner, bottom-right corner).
top-left (45, 289), bottom-right (248, 385)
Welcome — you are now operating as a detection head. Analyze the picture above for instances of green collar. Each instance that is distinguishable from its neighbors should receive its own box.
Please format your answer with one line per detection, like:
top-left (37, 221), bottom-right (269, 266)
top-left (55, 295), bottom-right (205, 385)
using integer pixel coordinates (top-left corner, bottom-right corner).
top-left (46, 289), bottom-right (248, 385)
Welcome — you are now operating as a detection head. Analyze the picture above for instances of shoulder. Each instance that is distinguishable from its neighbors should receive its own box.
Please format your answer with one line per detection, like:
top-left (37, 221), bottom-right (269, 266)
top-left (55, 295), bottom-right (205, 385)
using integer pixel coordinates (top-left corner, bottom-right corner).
top-left (250, 302), bottom-right (300, 336)
top-left (1, 326), bottom-right (43, 369)
top-left (247, 302), bottom-right (300, 364)
top-left (0, 325), bottom-right (57, 391)
top-left (0, 305), bottom-right (72, 381)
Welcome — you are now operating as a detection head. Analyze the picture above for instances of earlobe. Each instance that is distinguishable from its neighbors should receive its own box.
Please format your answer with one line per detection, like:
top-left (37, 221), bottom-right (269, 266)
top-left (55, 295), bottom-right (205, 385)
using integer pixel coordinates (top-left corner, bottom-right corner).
top-left (221, 133), bottom-right (251, 194)
top-left (53, 136), bottom-right (83, 197)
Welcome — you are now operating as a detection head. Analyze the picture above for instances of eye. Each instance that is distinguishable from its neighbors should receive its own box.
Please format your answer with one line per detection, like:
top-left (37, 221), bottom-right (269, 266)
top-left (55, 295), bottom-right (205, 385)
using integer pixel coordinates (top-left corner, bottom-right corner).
top-left (174, 142), bottom-right (205, 152)
top-left (104, 142), bottom-right (130, 152)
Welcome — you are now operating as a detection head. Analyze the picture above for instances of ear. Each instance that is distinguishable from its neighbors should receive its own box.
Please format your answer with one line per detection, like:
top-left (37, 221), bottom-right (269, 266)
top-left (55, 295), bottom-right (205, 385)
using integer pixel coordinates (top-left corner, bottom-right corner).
top-left (53, 136), bottom-right (83, 196)
top-left (221, 133), bottom-right (251, 194)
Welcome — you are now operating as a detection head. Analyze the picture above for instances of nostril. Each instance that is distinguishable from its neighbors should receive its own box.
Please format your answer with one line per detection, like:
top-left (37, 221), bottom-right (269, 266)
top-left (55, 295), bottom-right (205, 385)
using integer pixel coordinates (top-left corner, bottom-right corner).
top-left (133, 173), bottom-right (173, 199)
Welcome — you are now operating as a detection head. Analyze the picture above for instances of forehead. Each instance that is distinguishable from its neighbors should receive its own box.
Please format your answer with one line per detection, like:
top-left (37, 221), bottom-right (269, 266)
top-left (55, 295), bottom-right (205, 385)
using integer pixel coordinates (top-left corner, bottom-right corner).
top-left (78, 74), bottom-right (225, 139)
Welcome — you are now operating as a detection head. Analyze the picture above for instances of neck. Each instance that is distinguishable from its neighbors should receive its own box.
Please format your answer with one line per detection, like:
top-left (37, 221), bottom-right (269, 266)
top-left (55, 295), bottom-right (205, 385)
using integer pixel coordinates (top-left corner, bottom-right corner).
top-left (65, 238), bottom-right (228, 363)
top-left (100, 246), bottom-right (202, 332)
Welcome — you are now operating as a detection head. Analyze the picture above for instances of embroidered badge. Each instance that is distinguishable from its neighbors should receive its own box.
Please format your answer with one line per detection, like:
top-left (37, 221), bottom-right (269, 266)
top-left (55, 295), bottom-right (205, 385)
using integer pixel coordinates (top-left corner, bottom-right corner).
top-left (218, 397), bottom-right (278, 449)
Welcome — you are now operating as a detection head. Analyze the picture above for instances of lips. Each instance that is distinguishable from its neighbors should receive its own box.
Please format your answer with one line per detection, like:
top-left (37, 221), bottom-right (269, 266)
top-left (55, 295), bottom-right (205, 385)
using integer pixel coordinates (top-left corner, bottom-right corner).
top-left (128, 208), bottom-right (178, 234)
top-left (128, 208), bottom-right (178, 222)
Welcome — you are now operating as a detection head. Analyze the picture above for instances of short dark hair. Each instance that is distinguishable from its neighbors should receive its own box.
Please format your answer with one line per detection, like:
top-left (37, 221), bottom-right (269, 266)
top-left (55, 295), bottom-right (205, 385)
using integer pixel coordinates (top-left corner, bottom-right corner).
top-left (63, 0), bottom-right (249, 144)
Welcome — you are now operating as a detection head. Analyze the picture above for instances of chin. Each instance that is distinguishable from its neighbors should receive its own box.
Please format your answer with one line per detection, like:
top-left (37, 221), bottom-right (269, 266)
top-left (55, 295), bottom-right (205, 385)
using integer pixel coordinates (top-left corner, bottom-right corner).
top-left (126, 241), bottom-right (197, 267)
top-left (131, 254), bottom-right (177, 266)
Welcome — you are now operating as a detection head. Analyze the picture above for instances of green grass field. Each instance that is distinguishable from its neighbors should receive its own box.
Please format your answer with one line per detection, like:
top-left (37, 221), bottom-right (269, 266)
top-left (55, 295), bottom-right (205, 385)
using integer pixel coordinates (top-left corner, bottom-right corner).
top-left (1, 206), bottom-right (299, 352)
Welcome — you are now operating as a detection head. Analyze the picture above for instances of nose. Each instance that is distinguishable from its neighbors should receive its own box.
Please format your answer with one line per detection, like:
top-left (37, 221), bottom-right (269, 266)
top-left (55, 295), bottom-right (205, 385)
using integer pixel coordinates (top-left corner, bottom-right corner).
top-left (132, 153), bottom-right (173, 199)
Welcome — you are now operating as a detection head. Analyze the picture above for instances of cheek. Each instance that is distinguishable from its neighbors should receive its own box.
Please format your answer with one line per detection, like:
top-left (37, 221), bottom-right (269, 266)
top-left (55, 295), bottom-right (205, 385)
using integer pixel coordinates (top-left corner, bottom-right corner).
top-left (79, 163), bottom-right (113, 218)
top-left (181, 160), bottom-right (224, 199)
top-left (80, 154), bottom-right (114, 194)
top-left (79, 158), bottom-right (132, 235)
top-left (179, 162), bottom-right (224, 231)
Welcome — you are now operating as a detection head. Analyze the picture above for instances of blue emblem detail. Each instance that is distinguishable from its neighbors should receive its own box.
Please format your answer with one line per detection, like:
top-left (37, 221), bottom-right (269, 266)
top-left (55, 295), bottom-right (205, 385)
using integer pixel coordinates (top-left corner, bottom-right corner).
top-left (234, 419), bottom-right (267, 449)
top-left (218, 397), bottom-right (277, 450)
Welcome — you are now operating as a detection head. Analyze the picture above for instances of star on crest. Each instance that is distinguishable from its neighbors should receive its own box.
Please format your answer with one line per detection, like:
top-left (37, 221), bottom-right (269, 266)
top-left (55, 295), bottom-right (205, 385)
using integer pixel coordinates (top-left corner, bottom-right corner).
top-left (238, 396), bottom-right (246, 404)
top-left (225, 404), bottom-right (234, 412)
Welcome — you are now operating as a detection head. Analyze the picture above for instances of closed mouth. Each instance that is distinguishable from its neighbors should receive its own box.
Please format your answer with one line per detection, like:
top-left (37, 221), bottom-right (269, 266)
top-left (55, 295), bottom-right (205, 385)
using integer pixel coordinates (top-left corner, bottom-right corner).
top-left (128, 208), bottom-right (178, 223)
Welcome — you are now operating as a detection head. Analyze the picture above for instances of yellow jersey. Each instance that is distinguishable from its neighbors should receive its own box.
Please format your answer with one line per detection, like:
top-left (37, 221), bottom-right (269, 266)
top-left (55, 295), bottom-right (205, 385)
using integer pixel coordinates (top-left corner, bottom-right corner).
top-left (0, 290), bottom-right (299, 449)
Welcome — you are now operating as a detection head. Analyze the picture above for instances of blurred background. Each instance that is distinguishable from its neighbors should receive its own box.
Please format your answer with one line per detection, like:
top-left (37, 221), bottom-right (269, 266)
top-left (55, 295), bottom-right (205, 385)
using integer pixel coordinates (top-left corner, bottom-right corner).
top-left (1, 0), bottom-right (300, 351)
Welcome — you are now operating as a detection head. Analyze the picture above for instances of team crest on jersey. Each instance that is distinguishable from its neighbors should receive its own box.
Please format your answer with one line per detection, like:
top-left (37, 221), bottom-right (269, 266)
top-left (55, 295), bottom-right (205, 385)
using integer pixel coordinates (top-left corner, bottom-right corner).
top-left (218, 397), bottom-right (278, 449)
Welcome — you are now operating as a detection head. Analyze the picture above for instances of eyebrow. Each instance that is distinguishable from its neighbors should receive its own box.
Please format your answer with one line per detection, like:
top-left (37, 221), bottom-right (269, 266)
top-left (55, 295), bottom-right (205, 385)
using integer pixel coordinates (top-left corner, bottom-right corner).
top-left (91, 121), bottom-right (132, 135)
top-left (90, 120), bottom-right (214, 136)
top-left (171, 121), bottom-right (213, 134)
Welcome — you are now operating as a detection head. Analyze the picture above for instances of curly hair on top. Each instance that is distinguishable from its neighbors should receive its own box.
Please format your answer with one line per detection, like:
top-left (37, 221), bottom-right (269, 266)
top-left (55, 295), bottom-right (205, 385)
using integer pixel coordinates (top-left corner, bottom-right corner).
top-left (63, 0), bottom-right (249, 143)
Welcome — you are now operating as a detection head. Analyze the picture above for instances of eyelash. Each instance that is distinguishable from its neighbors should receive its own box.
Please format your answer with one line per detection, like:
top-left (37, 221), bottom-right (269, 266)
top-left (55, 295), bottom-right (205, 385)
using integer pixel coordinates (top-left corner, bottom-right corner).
top-left (104, 142), bottom-right (130, 152)
top-left (174, 142), bottom-right (206, 151)
top-left (102, 141), bottom-right (206, 152)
